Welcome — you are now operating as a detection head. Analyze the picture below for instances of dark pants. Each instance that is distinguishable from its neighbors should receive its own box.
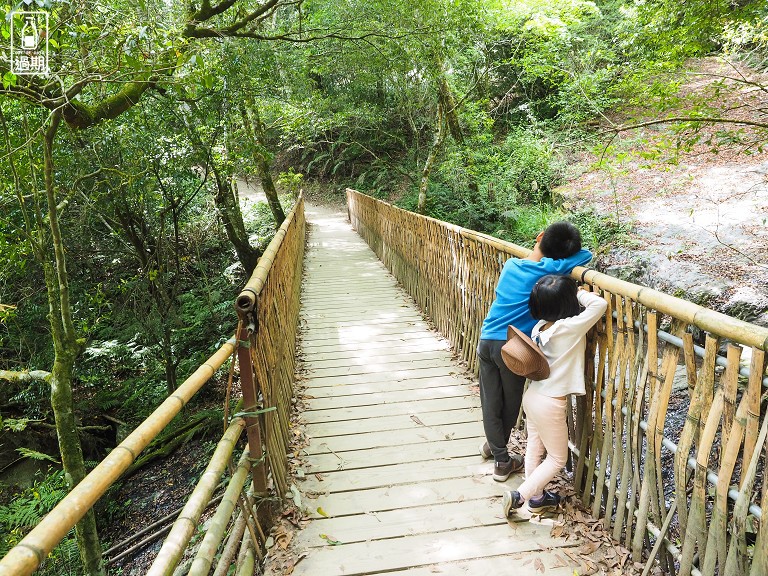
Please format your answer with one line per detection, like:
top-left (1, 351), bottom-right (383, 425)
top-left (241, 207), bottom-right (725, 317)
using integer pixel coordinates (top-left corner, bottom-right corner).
top-left (478, 339), bottom-right (526, 462)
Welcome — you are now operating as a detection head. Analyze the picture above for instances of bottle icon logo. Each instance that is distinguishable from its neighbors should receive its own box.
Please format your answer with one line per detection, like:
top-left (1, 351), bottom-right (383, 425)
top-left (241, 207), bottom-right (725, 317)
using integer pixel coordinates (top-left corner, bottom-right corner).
top-left (10, 11), bottom-right (49, 76)
top-left (21, 16), bottom-right (39, 50)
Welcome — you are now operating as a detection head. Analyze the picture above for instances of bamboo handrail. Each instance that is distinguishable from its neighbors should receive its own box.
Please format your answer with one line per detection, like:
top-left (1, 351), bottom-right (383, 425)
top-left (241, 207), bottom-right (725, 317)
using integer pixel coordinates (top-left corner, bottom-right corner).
top-left (0, 338), bottom-right (238, 576)
top-left (236, 194), bottom-right (304, 316)
top-left (346, 188), bottom-right (768, 575)
top-left (347, 189), bottom-right (768, 352)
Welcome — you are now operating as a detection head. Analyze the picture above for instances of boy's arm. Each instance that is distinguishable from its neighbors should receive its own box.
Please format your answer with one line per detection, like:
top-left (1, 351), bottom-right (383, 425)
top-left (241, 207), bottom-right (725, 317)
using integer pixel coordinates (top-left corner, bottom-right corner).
top-left (541, 248), bottom-right (593, 274)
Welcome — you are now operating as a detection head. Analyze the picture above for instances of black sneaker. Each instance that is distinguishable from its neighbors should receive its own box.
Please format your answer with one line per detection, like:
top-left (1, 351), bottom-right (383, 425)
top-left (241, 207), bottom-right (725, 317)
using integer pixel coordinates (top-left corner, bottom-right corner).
top-left (502, 490), bottom-right (524, 516)
top-left (479, 441), bottom-right (492, 459)
top-left (528, 490), bottom-right (561, 513)
top-left (492, 455), bottom-right (523, 482)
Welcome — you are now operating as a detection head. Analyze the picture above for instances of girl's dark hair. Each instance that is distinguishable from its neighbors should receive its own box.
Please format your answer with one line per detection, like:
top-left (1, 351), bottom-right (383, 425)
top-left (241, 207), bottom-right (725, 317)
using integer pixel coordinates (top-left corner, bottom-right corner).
top-left (529, 275), bottom-right (581, 322)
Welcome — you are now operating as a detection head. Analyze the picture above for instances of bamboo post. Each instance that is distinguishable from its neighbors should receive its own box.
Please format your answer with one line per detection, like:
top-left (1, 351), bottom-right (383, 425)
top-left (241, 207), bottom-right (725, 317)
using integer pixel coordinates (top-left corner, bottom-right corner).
top-left (726, 413), bottom-right (768, 575)
top-left (595, 292), bottom-right (622, 520)
top-left (721, 344), bottom-right (742, 445)
top-left (625, 335), bottom-right (649, 550)
top-left (741, 348), bottom-right (764, 487)
top-left (614, 303), bottom-right (644, 542)
top-left (236, 326), bottom-right (267, 494)
top-left (701, 376), bottom-right (753, 575)
top-left (146, 419), bottom-right (245, 576)
top-left (749, 435), bottom-right (768, 576)
top-left (673, 334), bottom-right (715, 538)
top-left (187, 449), bottom-right (252, 576)
top-left (679, 390), bottom-right (725, 576)
top-left (632, 312), bottom-right (660, 559)
top-left (606, 297), bottom-right (633, 533)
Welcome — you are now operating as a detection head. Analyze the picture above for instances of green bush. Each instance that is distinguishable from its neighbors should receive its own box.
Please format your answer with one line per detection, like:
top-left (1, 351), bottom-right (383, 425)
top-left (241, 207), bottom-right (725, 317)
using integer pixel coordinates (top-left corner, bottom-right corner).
top-left (0, 470), bottom-right (82, 576)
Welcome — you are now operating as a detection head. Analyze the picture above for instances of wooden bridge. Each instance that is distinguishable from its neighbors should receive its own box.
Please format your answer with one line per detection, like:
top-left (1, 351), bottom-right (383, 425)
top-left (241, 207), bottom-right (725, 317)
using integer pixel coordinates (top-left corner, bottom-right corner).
top-left (1, 191), bottom-right (767, 576)
top-left (288, 204), bottom-right (578, 575)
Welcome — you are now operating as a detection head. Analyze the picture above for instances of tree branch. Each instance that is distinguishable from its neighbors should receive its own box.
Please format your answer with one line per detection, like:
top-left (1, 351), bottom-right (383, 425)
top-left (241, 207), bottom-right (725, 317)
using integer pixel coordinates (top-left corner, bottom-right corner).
top-left (604, 116), bottom-right (768, 135)
top-left (0, 370), bottom-right (52, 383)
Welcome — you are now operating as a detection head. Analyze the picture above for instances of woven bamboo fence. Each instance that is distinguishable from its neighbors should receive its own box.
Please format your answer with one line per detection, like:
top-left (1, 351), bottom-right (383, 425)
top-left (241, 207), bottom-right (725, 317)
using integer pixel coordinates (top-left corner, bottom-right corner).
top-left (0, 196), bottom-right (306, 576)
top-left (234, 194), bottom-right (306, 499)
top-left (347, 188), bottom-right (768, 576)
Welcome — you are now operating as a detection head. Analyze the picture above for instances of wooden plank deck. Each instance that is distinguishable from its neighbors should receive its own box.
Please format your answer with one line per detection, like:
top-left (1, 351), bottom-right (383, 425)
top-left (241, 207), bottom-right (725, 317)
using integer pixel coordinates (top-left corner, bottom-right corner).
top-left (288, 204), bottom-right (583, 575)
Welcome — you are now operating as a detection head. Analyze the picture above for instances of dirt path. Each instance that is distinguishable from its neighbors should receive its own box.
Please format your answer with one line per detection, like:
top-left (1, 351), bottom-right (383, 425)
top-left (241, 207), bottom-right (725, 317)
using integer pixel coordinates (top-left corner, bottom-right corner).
top-left (558, 58), bottom-right (768, 327)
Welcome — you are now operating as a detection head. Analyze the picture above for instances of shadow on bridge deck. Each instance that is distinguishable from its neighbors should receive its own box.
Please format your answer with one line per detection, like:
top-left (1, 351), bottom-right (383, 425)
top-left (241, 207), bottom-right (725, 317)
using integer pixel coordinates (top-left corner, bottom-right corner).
top-left (278, 203), bottom-right (584, 575)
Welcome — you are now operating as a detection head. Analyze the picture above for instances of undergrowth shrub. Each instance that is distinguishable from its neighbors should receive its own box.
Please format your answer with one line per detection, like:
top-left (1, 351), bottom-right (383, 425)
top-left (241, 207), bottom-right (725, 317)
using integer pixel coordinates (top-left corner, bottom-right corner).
top-left (0, 470), bottom-right (82, 576)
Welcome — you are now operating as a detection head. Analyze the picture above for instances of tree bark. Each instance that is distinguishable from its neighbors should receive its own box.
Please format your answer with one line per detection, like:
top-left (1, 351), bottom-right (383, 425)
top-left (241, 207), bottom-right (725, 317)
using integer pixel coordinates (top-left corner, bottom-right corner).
top-left (42, 113), bottom-right (105, 576)
top-left (418, 102), bottom-right (446, 214)
top-left (438, 74), bottom-right (463, 146)
top-left (240, 103), bottom-right (286, 226)
top-left (212, 165), bottom-right (261, 275)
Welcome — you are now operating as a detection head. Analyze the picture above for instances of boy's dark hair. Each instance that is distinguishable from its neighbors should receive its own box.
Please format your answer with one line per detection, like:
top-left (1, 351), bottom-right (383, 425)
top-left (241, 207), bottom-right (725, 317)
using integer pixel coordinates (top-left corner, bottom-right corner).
top-left (539, 221), bottom-right (581, 260)
top-left (529, 275), bottom-right (581, 322)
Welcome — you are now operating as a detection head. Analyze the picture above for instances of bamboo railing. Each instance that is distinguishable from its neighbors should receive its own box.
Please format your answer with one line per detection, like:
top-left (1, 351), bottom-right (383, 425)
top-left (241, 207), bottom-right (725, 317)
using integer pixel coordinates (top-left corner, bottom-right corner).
top-left (347, 188), bottom-right (768, 576)
top-left (0, 196), bottom-right (306, 576)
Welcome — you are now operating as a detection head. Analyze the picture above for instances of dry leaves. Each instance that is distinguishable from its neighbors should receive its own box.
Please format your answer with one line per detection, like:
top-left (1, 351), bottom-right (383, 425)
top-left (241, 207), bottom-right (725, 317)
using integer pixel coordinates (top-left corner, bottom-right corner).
top-left (544, 492), bottom-right (641, 576)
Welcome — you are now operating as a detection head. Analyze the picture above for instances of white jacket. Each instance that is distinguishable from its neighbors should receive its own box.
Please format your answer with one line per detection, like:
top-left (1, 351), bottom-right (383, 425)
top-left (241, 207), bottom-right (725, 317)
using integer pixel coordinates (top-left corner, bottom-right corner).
top-left (527, 290), bottom-right (607, 397)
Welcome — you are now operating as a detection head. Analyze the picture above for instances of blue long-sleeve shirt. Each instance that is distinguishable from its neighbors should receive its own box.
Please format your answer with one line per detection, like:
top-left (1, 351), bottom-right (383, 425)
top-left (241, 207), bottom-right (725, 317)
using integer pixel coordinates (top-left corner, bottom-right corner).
top-left (480, 248), bottom-right (593, 340)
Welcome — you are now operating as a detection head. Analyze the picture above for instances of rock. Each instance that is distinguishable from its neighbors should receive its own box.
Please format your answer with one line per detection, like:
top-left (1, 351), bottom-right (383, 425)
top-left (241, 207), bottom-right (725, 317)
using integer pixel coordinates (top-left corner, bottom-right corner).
top-left (722, 286), bottom-right (768, 325)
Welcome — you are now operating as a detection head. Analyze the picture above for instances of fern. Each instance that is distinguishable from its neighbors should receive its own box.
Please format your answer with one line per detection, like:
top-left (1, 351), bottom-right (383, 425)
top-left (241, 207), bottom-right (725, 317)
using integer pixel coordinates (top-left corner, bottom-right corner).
top-left (1, 472), bottom-right (83, 575)
top-left (16, 447), bottom-right (60, 464)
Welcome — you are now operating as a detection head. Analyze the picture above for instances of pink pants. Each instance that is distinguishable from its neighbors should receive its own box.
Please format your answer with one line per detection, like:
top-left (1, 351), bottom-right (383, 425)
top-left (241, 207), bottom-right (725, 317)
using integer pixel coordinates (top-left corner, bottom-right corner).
top-left (517, 388), bottom-right (568, 501)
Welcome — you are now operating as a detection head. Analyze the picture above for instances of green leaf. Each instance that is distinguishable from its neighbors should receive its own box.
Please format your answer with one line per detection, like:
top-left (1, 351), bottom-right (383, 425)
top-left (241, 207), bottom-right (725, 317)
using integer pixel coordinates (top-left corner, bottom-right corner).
top-left (16, 448), bottom-right (59, 464)
top-left (3, 418), bottom-right (28, 432)
top-left (2, 71), bottom-right (17, 89)
top-left (319, 534), bottom-right (342, 545)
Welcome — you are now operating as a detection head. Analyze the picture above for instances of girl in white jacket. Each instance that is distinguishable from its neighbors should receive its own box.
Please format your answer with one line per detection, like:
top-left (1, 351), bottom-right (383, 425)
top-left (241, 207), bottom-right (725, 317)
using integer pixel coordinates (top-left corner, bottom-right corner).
top-left (502, 275), bottom-right (607, 514)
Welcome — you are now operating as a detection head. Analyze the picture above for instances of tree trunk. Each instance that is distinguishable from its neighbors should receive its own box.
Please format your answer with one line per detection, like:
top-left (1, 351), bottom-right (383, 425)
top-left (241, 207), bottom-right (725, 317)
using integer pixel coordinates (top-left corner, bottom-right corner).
top-left (240, 103), bottom-right (286, 226)
top-left (212, 166), bottom-right (261, 275)
top-left (42, 113), bottom-right (105, 576)
top-left (437, 71), bottom-right (479, 195)
top-left (178, 100), bottom-right (261, 276)
top-left (438, 74), bottom-right (463, 146)
top-left (418, 102), bottom-right (446, 214)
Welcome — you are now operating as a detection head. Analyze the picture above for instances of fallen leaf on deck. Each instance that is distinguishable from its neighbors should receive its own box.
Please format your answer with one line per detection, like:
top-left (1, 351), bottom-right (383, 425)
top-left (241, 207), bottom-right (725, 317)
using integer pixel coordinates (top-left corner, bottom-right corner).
top-left (534, 557), bottom-right (545, 573)
top-left (316, 506), bottom-right (329, 517)
top-left (411, 414), bottom-right (426, 426)
top-left (578, 540), bottom-right (601, 555)
top-left (319, 533), bottom-right (342, 545)
top-left (549, 553), bottom-right (569, 568)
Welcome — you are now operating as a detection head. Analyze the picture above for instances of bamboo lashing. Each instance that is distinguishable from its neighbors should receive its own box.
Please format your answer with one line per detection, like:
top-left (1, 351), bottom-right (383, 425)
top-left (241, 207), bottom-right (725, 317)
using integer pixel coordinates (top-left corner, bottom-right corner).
top-left (347, 188), bottom-right (768, 574)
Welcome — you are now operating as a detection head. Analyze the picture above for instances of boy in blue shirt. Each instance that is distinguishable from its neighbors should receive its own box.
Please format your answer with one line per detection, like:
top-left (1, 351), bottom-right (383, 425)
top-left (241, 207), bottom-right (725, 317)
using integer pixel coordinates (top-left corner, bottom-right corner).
top-left (478, 221), bottom-right (592, 481)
